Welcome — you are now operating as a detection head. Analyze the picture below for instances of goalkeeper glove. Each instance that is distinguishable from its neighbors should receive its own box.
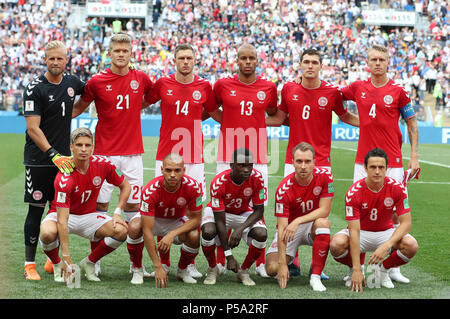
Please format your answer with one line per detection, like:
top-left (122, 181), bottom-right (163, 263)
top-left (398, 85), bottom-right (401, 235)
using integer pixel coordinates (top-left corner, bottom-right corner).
top-left (47, 147), bottom-right (74, 174)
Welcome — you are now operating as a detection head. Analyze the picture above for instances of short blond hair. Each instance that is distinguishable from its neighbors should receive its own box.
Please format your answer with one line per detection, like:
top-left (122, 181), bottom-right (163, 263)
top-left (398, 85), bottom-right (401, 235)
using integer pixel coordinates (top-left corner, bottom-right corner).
top-left (368, 45), bottom-right (389, 58)
top-left (45, 40), bottom-right (67, 57)
top-left (70, 127), bottom-right (93, 144)
top-left (109, 33), bottom-right (132, 50)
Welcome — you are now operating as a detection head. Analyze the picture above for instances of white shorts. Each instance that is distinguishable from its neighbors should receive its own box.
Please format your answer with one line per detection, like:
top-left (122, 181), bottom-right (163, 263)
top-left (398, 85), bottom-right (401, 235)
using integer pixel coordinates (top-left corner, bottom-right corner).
top-left (42, 212), bottom-right (111, 242)
top-left (200, 206), bottom-right (266, 246)
top-left (155, 160), bottom-right (206, 201)
top-left (132, 213), bottom-right (188, 245)
top-left (97, 154), bottom-right (143, 205)
top-left (265, 221), bottom-right (315, 263)
top-left (216, 162), bottom-right (269, 206)
top-left (353, 163), bottom-right (404, 183)
top-left (284, 164), bottom-right (332, 178)
top-left (336, 228), bottom-right (413, 253)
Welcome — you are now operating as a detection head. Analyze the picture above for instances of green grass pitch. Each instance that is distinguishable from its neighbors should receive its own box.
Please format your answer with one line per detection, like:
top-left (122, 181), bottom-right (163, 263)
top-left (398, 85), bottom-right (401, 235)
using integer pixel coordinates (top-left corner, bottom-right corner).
top-left (0, 133), bottom-right (449, 300)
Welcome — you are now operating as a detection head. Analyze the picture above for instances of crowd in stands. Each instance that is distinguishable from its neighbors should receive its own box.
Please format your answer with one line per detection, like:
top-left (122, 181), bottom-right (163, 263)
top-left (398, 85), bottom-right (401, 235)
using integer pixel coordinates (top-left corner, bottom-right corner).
top-left (0, 0), bottom-right (448, 122)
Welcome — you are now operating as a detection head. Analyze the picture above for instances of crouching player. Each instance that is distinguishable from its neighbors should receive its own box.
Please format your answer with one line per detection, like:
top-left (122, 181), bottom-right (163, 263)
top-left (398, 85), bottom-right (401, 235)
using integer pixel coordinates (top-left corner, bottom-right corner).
top-left (265, 142), bottom-right (333, 292)
top-left (128, 153), bottom-right (203, 287)
top-left (330, 148), bottom-right (418, 292)
top-left (200, 148), bottom-right (267, 286)
top-left (39, 128), bottom-right (130, 282)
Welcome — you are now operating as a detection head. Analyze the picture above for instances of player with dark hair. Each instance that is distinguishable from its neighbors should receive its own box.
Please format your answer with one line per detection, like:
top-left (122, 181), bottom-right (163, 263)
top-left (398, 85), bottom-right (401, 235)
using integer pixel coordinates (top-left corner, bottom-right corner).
top-left (211, 43), bottom-right (278, 277)
top-left (39, 128), bottom-right (130, 283)
top-left (267, 48), bottom-right (358, 278)
top-left (330, 148), bottom-right (418, 292)
top-left (265, 142), bottom-right (334, 291)
top-left (200, 148), bottom-right (267, 286)
top-left (340, 44), bottom-right (420, 284)
top-left (22, 40), bottom-right (84, 280)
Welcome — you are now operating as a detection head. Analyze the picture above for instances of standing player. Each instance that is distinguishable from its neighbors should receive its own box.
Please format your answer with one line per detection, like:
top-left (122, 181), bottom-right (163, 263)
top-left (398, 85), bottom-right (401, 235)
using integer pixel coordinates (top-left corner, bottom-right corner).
top-left (212, 43), bottom-right (277, 277)
top-left (266, 48), bottom-right (359, 175)
top-left (72, 33), bottom-right (153, 280)
top-left (330, 148), bottom-right (418, 291)
top-left (131, 153), bottom-right (203, 287)
top-left (265, 143), bottom-right (334, 292)
top-left (22, 40), bottom-right (84, 280)
top-left (340, 45), bottom-right (419, 283)
top-left (266, 48), bottom-right (358, 276)
top-left (200, 148), bottom-right (267, 286)
top-left (142, 44), bottom-right (219, 278)
top-left (39, 128), bottom-right (130, 282)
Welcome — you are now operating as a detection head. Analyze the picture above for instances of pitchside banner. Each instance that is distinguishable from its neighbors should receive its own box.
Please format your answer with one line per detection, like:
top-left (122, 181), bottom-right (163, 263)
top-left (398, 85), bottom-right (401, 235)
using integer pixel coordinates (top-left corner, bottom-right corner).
top-left (1, 115), bottom-right (449, 144)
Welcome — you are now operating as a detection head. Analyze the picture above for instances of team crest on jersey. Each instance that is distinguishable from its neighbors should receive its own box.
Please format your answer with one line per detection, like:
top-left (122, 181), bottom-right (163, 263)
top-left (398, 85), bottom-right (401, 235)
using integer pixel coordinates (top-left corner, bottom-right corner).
top-left (384, 95), bottom-right (393, 105)
top-left (292, 94), bottom-right (299, 101)
top-left (384, 197), bottom-right (394, 207)
top-left (177, 197), bottom-right (187, 206)
top-left (92, 176), bottom-right (102, 187)
top-left (130, 80), bottom-right (139, 90)
top-left (257, 91), bottom-right (266, 101)
top-left (318, 97), bottom-right (328, 107)
top-left (33, 190), bottom-right (43, 201)
top-left (67, 87), bottom-right (75, 97)
top-left (243, 187), bottom-right (253, 197)
top-left (192, 90), bottom-right (202, 101)
top-left (313, 186), bottom-right (322, 196)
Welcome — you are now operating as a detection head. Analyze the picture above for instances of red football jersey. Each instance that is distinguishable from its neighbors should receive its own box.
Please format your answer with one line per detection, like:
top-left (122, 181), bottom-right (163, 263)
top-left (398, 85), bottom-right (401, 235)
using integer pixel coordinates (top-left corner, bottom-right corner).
top-left (139, 175), bottom-right (203, 219)
top-left (81, 68), bottom-right (153, 156)
top-left (49, 156), bottom-right (125, 215)
top-left (344, 177), bottom-right (410, 231)
top-left (144, 74), bottom-right (217, 163)
top-left (274, 168), bottom-right (334, 223)
top-left (341, 79), bottom-right (413, 168)
top-left (208, 168), bottom-right (265, 215)
top-left (214, 75), bottom-right (277, 163)
top-left (279, 81), bottom-right (347, 166)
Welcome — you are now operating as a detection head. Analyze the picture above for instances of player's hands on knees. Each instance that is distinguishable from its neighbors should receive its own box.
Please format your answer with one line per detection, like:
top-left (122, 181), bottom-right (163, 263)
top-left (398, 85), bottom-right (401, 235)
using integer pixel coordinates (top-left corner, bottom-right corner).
top-left (350, 268), bottom-right (366, 292)
top-left (228, 228), bottom-right (243, 249)
top-left (154, 265), bottom-right (168, 288)
top-left (368, 243), bottom-right (390, 265)
top-left (281, 223), bottom-right (298, 242)
top-left (158, 233), bottom-right (175, 254)
top-left (277, 264), bottom-right (289, 289)
top-left (226, 255), bottom-right (240, 273)
top-left (112, 214), bottom-right (128, 230)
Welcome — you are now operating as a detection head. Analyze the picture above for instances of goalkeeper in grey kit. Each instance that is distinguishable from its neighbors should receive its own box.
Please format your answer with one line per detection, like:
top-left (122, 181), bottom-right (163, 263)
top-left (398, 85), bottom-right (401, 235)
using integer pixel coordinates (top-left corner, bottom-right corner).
top-left (22, 40), bottom-right (84, 280)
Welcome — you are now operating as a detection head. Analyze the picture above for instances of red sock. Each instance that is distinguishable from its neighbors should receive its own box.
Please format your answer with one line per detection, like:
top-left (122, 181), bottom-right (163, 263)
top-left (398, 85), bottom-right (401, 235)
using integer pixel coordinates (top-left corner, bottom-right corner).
top-left (241, 244), bottom-right (264, 270)
top-left (256, 249), bottom-right (266, 266)
top-left (311, 233), bottom-right (330, 275)
top-left (88, 238), bottom-right (116, 263)
top-left (90, 240), bottom-right (100, 252)
top-left (334, 251), bottom-right (366, 268)
top-left (43, 247), bottom-right (61, 265)
top-left (157, 236), bottom-right (171, 266)
top-left (293, 250), bottom-right (300, 267)
top-left (216, 229), bottom-right (232, 266)
top-left (127, 241), bottom-right (144, 268)
top-left (360, 252), bottom-right (366, 266)
top-left (178, 246), bottom-right (198, 270)
top-left (383, 250), bottom-right (409, 269)
top-left (202, 243), bottom-right (217, 268)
